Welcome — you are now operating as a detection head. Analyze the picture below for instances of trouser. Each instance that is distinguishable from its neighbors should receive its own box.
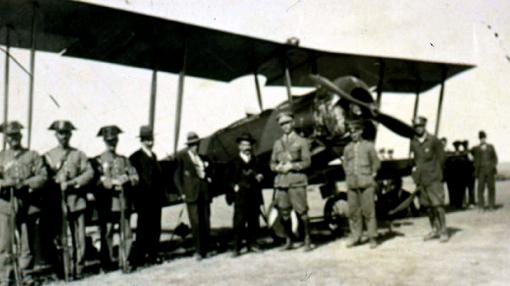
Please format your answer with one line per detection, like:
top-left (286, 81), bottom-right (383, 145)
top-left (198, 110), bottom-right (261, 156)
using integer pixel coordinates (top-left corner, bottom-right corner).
top-left (0, 212), bottom-right (37, 286)
top-left (427, 206), bottom-right (447, 235)
top-left (466, 176), bottom-right (476, 205)
top-left (347, 187), bottom-right (377, 241)
top-left (477, 172), bottom-right (496, 208)
top-left (186, 197), bottom-right (211, 257)
top-left (135, 205), bottom-right (162, 264)
top-left (58, 211), bottom-right (85, 276)
top-left (276, 187), bottom-right (310, 241)
top-left (99, 211), bottom-right (132, 269)
top-left (233, 202), bottom-right (260, 251)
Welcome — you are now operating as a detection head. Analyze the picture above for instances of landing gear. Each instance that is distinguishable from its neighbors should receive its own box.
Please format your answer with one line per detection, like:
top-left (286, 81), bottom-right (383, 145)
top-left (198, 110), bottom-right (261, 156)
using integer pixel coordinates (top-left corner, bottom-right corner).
top-left (323, 192), bottom-right (349, 236)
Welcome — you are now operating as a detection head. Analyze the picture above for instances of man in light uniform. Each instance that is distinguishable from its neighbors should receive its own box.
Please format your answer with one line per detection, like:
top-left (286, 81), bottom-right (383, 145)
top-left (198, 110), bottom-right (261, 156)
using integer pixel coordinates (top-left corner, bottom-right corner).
top-left (44, 120), bottom-right (94, 279)
top-left (0, 121), bottom-right (47, 285)
top-left (270, 111), bottom-right (312, 251)
top-left (93, 126), bottom-right (139, 272)
top-left (342, 121), bottom-right (380, 249)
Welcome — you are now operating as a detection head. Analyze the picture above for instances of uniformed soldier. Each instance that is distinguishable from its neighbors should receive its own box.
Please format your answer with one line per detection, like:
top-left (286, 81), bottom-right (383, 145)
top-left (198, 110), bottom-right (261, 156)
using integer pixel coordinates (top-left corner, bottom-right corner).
top-left (93, 126), bottom-right (138, 272)
top-left (342, 121), bottom-right (381, 249)
top-left (471, 131), bottom-right (498, 211)
top-left (44, 120), bottom-right (94, 279)
top-left (410, 116), bottom-right (448, 243)
top-left (270, 111), bottom-right (313, 251)
top-left (0, 121), bottom-right (47, 285)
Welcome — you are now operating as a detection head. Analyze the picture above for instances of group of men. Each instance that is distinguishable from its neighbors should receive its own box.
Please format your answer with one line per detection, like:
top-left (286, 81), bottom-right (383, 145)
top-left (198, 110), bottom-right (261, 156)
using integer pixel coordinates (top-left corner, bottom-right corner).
top-left (0, 121), bottom-right (164, 285)
top-left (444, 132), bottom-right (498, 211)
top-left (0, 107), bottom-right (500, 284)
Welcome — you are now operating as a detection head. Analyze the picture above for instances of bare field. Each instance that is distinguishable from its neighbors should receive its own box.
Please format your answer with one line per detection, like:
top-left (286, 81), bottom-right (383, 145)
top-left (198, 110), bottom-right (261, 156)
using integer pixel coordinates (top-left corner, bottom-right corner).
top-left (48, 181), bottom-right (510, 286)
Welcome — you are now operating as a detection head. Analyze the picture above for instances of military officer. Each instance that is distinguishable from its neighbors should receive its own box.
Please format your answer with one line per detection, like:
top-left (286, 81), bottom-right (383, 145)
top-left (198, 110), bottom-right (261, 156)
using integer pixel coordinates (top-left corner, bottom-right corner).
top-left (342, 121), bottom-right (381, 249)
top-left (129, 126), bottom-right (165, 266)
top-left (270, 111), bottom-right (313, 251)
top-left (44, 120), bottom-right (94, 279)
top-left (227, 133), bottom-right (264, 257)
top-left (471, 131), bottom-right (498, 211)
top-left (410, 116), bottom-right (448, 243)
top-left (93, 126), bottom-right (138, 272)
top-left (0, 121), bottom-right (47, 285)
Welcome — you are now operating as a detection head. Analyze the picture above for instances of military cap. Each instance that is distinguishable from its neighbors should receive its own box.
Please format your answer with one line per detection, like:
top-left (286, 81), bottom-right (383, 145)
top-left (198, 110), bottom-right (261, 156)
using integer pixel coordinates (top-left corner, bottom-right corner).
top-left (478, 130), bottom-right (487, 139)
top-left (0, 121), bottom-right (23, 134)
top-left (236, 132), bottom-right (256, 144)
top-left (97, 125), bottom-right (122, 140)
top-left (453, 140), bottom-right (462, 147)
top-left (48, 120), bottom-right (76, 132)
top-left (186, 131), bottom-right (200, 146)
top-left (412, 116), bottom-right (427, 127)
top-left (138, 125), bottom-right (154, 140)
top-left (276, 111), bottom-right (294, 125)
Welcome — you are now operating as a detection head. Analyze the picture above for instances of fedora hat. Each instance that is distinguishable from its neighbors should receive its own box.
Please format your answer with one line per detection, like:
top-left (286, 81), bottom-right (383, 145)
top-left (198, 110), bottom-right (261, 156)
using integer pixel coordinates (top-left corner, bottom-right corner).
top-left (236, 132), bottom-right (256, 144)
top-left (186, 131), bottom-right (200, 145)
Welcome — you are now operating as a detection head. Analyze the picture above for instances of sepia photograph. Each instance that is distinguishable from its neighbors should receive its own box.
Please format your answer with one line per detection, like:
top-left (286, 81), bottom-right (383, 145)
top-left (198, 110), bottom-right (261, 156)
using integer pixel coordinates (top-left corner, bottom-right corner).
top-left (0, 0), bottom-right (509, 285)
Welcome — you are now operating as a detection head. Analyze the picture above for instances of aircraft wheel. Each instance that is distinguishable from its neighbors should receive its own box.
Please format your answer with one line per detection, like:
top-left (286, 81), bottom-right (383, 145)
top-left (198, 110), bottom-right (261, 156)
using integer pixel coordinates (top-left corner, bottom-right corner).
top-left (323, 192), bottom-right (349, 236)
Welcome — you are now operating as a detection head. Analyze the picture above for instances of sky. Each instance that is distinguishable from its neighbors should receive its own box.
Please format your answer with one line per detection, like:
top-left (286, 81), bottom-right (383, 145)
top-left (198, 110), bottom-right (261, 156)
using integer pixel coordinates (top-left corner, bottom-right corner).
top-left (1, 0), bottom-right (509, 160)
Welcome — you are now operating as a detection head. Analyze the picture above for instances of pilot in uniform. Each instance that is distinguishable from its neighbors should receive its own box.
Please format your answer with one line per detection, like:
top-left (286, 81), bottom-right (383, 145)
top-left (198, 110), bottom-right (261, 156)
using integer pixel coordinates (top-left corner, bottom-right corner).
top-left (270, 111), bottom-right (313, 251)
top-left (342, 121), bottom-right (381, 249)
top-left (0, 121), bottom-right (47, 285)
top-left (93, 126), bottom-right (139, 272)
top-left (227, 133), bottom-right (263, 257)
top-left (44, 120), bottom-right (94, 279)
top-left (471, 131), bottom-right (498, 210)
top-left (410, 116), bottom-right (448, 242)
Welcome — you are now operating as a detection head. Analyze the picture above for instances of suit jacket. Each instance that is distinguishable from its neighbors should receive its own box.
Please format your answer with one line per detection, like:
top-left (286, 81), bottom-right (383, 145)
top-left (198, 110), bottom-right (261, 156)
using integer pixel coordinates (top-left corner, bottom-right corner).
top-left (270, 132), bottom-right (311, 188)
top-left (471, 143), bottom-right (498, 176)
top-left (173, 151), bottom-right (211, 204)
top-left (227, 154), bottom-right (263, 206)
top-left (129, 149), bottom-right (166, 208)
top-left (411, 133), bottom-right (445, 186)
top-left (45, 146), bottom-right (94, 212)
top-left (343, 140), bottom-right (380, 189)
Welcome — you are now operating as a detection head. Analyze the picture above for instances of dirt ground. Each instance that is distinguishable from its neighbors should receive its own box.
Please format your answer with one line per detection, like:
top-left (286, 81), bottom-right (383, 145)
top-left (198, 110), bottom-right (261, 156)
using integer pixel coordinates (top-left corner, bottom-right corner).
top-left (48, 181), bottom-right (510, 286)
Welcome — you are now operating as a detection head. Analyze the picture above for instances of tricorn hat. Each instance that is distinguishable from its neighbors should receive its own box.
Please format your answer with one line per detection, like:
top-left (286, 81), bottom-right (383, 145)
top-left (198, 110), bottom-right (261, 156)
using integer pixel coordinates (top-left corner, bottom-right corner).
top-left (97, 125), bottom-right (122, 140)
top-left (412, 116), bottom-right (427, 127)
top-left (0, 121), bottom-right (23, 135)
top-left (478, 130), bottom-right (487, 139)
top-left (186, 131), bottom-right (200, 146)
top-left (138, 125), bottom-right (154, 139)
top-left (48, 120), bottom-right (76, 132)
top-left (236, 132), bottom-right (256, 144)
top-left (276, 111), bottom-right (294, 125)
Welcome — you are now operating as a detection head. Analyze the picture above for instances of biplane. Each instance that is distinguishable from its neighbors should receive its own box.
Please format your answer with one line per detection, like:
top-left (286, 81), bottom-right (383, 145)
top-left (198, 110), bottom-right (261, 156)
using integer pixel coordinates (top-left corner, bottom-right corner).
top-left (0, 0), bottom-right (474, 263)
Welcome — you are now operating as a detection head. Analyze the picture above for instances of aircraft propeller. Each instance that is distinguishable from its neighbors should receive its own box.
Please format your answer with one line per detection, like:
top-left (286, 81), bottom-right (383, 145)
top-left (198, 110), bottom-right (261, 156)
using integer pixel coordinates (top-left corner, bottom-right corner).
top-left (309, 74), bottom-right (416, 139)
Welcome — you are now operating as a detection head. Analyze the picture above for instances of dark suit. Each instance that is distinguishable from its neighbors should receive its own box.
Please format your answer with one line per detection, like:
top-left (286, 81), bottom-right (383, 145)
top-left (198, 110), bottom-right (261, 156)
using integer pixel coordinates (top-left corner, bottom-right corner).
top-left (471, 143), bottom-right (498, 209)
top-left (227, 154), bottom-right (263, 252)
top-left (129, 149), bottom-right (164, 264)
top-left (173, 151), bottom-right (211, 258)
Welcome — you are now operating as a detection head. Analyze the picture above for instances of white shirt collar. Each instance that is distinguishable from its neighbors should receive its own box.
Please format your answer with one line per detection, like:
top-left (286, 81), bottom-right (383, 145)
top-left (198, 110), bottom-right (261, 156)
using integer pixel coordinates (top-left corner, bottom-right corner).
top-left (239, 152), bottom-right (251, 163)
top-left (142, 146), bottom-right (153, 157)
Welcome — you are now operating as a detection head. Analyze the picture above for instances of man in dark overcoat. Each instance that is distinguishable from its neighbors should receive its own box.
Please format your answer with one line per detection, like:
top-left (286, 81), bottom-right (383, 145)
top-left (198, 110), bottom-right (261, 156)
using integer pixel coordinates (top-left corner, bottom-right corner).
top-left (471, 131), bottom-right (498, 210)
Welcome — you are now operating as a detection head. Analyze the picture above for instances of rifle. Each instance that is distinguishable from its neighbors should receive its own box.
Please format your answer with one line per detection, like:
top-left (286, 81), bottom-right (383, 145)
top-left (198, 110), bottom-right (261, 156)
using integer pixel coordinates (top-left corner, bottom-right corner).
top-left (8, 186), bottom-right (22, 286)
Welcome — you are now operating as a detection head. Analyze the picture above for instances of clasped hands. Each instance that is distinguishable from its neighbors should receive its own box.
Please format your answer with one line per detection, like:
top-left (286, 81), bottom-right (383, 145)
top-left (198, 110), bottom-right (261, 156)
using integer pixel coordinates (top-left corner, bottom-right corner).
top-left (275, 162), bottom-right (294, 174)
top-left (100, 175), bottom-right (129, 190)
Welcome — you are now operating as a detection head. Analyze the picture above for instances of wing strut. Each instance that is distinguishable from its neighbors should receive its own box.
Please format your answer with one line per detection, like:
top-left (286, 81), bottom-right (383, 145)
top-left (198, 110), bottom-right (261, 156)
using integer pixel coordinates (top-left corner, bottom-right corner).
top-left (253, 72), bottom-right (263, 111)
top-left (173, 41), bottom-right (187, 153)
top-left (376, 59), bottom-right (385, 107)
top-left (27, 3), bottom-right (37, 148)
top-left (149, 69), bottom-right (157, 129)
top-left (434, 67), bottom-right (447, 136)
top-left (2, 26), bottom-right (11, 150)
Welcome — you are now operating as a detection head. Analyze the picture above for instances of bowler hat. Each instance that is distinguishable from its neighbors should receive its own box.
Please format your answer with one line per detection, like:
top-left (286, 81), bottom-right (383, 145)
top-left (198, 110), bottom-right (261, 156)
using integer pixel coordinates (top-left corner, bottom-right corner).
top-left (276, 111), bottom-right (294, 125)
top-left (478, 130), bottom-right (487, 139)
top-left (236, 132), bottom-right (256, 144)
top-left (48, 120), bottom-right (76, 132)
top-left (138, 125), bottom-right (154, 140)
top-left (186, 131), bottom-right (200, 145)
top-left (97, 125), bottom-right (122, 140)
top-left (412, 116), bottom-right (427, 127)
top-left (0, 121), bottom-right (23, 135)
